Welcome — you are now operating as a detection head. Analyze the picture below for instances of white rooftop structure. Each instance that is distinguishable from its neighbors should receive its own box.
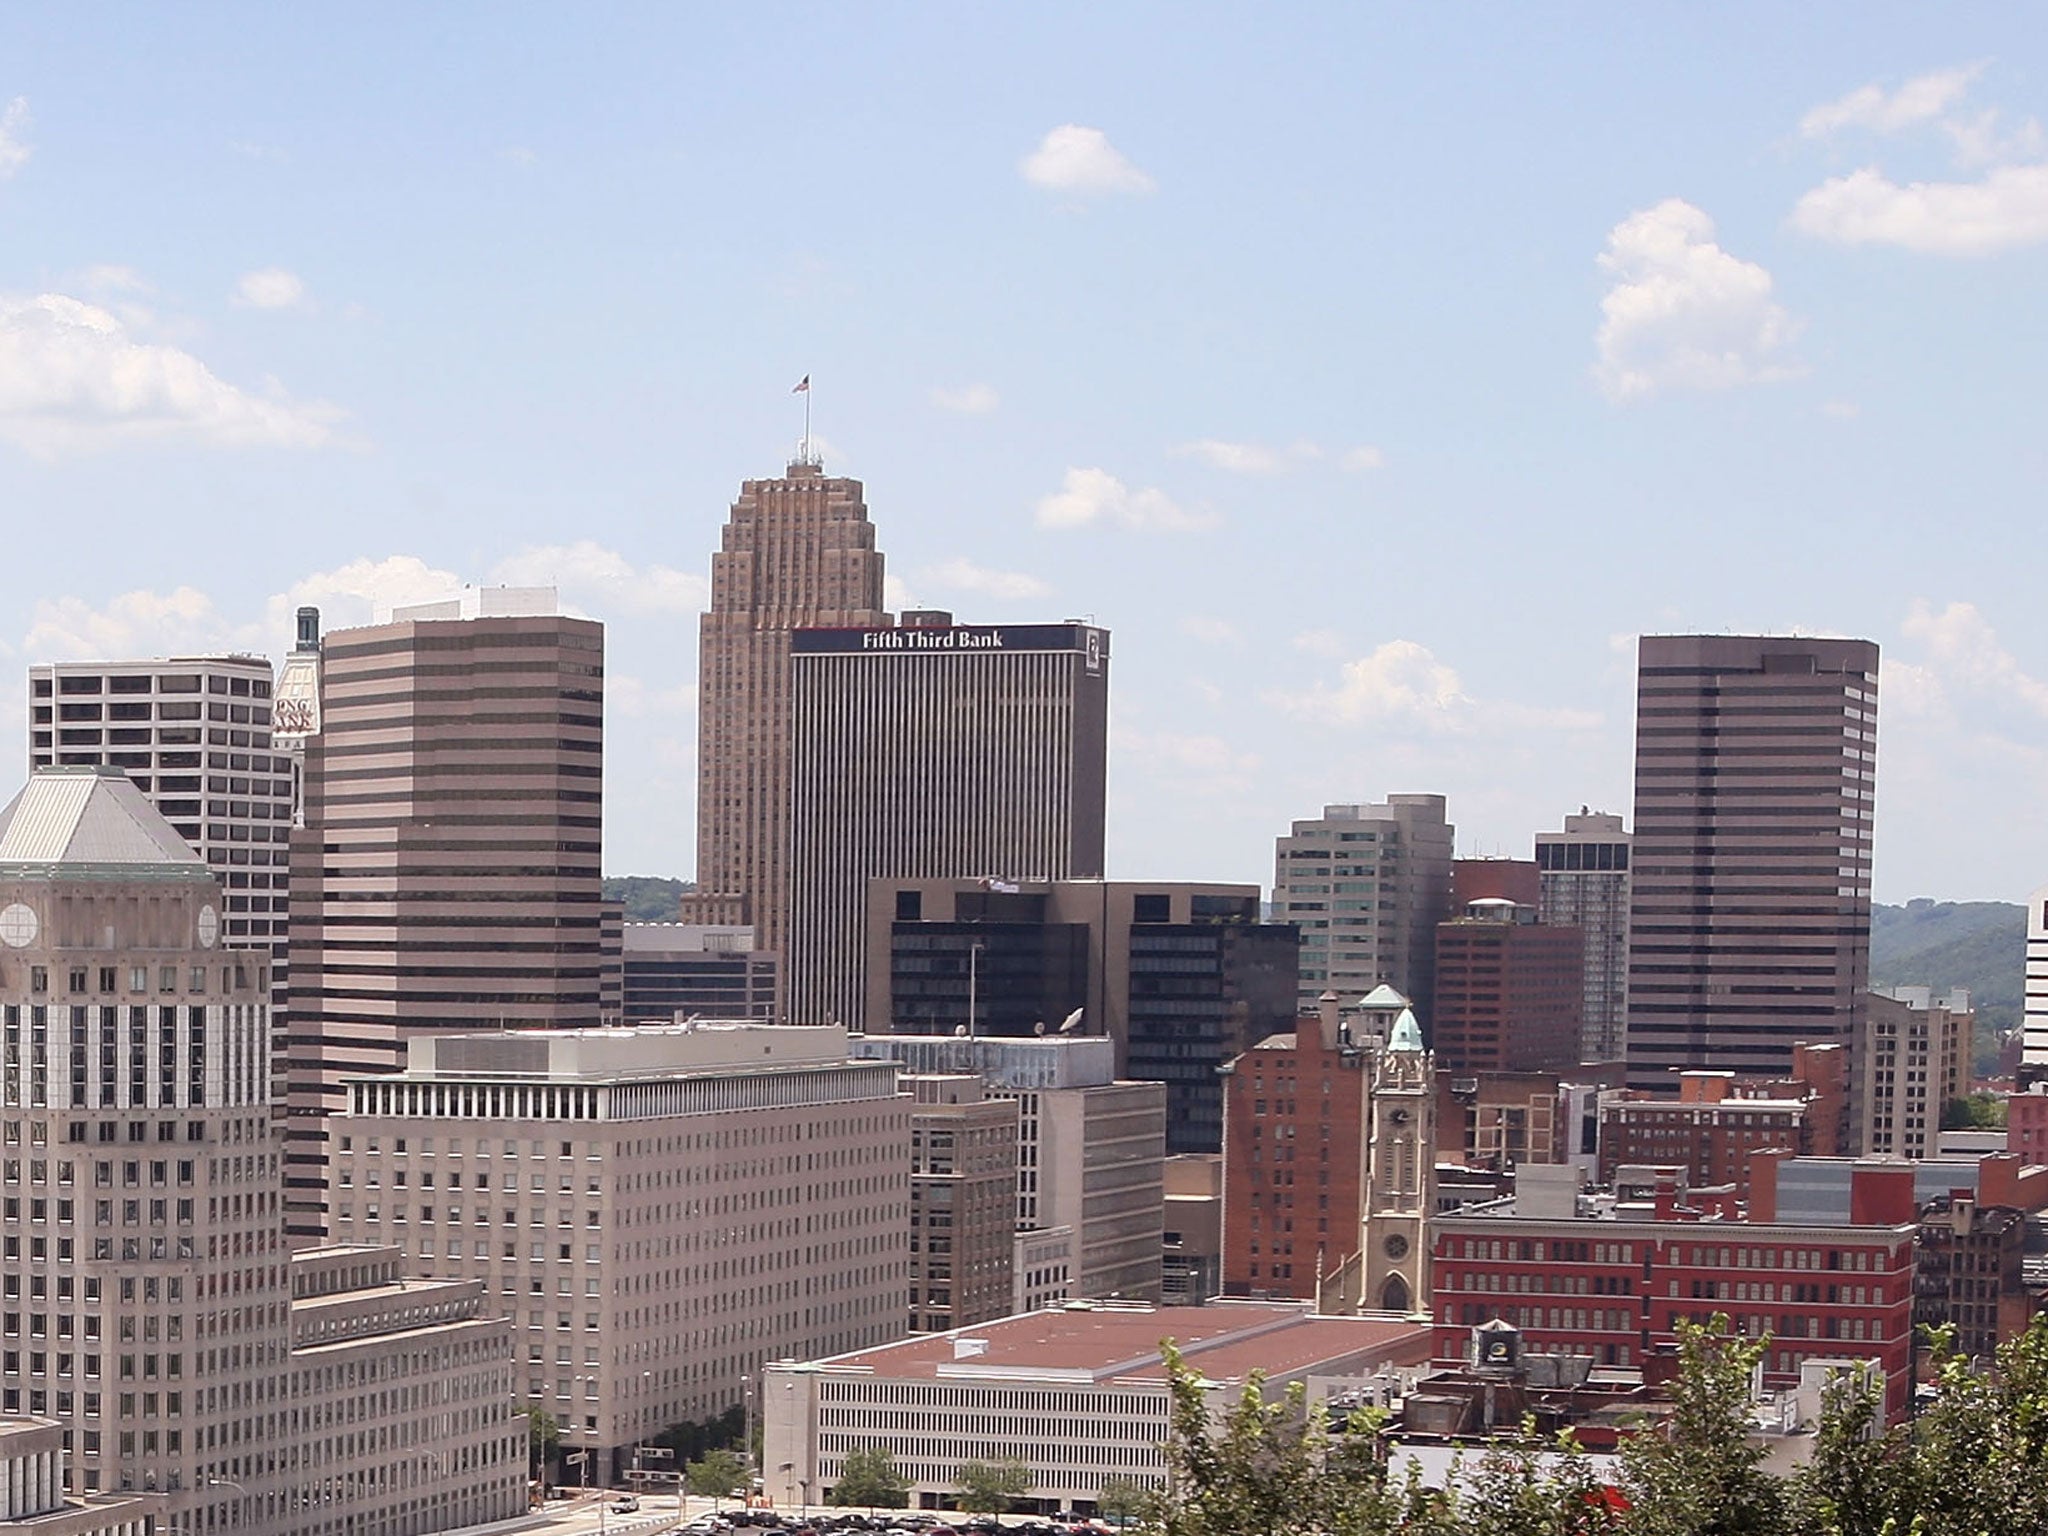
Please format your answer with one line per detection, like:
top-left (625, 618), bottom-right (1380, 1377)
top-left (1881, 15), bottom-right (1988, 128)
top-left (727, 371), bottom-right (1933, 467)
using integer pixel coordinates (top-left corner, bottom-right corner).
top-left (0, 765), bottom-right (203, 869)
top-left (385, 585), bottom-right (560, 622)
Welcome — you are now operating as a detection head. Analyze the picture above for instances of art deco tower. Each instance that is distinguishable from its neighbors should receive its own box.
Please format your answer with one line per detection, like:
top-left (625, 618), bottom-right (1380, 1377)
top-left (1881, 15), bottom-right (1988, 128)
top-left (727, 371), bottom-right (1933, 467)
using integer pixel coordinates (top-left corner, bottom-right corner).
top-left (680, 458), bottom-right (890, 956)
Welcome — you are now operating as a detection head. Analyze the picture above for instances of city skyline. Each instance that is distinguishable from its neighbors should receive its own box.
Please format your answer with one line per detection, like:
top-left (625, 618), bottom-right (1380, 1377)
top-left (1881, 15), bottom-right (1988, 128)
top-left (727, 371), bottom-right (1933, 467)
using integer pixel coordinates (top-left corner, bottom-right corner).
top-left (0, 9), bottom-right (2044, 903)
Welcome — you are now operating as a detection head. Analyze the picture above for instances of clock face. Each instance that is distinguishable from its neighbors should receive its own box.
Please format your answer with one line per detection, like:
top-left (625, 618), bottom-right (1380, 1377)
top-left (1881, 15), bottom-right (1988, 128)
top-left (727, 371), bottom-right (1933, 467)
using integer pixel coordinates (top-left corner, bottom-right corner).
top-left (196, 905), bottom-right (219, 949)
top-left (0, 903), bottom-right (37, 948)
top-left (1383, 1233), bottom-right (1410, 1260)
top-left (1389, 1107), bottom-right (1410, 1126)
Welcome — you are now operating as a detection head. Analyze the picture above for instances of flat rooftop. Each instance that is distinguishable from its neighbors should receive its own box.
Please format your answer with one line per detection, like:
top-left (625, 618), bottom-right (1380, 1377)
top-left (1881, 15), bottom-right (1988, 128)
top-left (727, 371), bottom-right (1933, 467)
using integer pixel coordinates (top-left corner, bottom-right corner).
top-left (794, 1301), bottom-right (1430, 1387)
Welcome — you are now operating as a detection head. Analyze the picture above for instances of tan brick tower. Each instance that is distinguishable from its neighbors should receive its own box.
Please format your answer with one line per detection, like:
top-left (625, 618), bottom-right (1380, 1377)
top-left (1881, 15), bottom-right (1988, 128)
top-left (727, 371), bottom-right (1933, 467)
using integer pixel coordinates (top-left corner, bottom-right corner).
top-left (680, 458), bottom-right (890, 958)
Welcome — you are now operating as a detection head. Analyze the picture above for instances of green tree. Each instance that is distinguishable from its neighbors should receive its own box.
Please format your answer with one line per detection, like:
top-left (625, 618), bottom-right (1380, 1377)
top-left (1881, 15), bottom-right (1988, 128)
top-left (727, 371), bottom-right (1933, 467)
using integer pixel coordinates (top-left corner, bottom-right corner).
top-left (524, 1405), bottom-right (560, 1484)
top-left (686, 1448), bottom-right (750, 1507)
top-left (1787, 1364), bottom-right (1914, 1536)
top-left (1880, 1315), bottom-right (2048, 1536)
top-left (1097, 1479), bottom-right (1156, 1528)
top-left (957, 1457), bottom-right (1030, 1514)
top-left (1618, 1315), bottom-right (1785, 1536)
top-left (829, 1447), bottom-right (910, 1510)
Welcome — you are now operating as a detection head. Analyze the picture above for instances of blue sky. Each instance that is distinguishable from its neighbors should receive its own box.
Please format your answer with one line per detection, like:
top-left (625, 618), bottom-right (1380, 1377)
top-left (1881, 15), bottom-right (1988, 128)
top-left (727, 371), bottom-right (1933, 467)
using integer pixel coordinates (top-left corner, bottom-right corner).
top-left (0, 5), bottom-right (2044, 901)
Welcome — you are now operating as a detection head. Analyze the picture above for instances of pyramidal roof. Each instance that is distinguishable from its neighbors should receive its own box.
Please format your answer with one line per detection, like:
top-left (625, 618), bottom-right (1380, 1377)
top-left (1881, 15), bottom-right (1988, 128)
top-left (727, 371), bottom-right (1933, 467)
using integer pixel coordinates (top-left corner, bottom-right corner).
top-left (0, 767), bottom-right (204, 870)
top-left (1387, 1007), bottom-right (1425, 1054)
top-left (1355, 983), bottom-right (1412, 1010)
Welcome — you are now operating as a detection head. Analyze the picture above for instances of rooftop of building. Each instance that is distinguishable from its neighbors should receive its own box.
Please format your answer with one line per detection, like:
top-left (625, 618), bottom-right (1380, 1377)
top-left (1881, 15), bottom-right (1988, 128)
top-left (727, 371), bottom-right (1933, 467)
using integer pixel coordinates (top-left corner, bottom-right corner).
top-left (386, 585), bottom-right (561, 622)
top-left (386, 1020), bottom-right (862, 1081)
top-left (849, 1031), bottom-right (1119, 1090)
top-left (781, 1300), bottom-right (1428, 1387)
top-left (0, 766), bottom-right (205, 875)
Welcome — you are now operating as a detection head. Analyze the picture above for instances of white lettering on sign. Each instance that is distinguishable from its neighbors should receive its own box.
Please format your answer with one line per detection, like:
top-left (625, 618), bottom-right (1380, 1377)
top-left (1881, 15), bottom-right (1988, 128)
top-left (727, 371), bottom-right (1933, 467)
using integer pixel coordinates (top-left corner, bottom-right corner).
top-left (859, 628), bottom-right (1010, 651)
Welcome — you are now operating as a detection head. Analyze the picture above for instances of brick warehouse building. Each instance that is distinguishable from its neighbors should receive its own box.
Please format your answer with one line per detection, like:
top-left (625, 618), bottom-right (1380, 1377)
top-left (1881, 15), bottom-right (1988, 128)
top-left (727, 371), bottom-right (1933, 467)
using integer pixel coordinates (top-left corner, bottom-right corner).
top-left (1432, 1161), bottom-right (1919, 1423)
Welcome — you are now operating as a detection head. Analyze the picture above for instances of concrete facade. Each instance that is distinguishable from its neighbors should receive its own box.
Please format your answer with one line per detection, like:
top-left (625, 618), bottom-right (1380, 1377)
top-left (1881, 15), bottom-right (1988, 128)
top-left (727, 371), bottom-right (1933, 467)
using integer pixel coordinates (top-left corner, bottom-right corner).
top-left (1626, 636), bottom-right (1879, 1092)
top-left (285, 591), bottom-right (605, 1237)
top-left (1862, 987), bottom-right (1973, 1161)
top-left (1273, 797), bottom-right (1454, 1024)
top-left (328, 1022), bottom-right (911, 1482)
top-left (763, 1302), bottom-right (1434, 1511)
top-left (1534, 810), bottom-right (1632, 1064)
top-left (847, 1034), bottom-right (1165, 1303)
top-left (903, 1076), bottom-right (1018, 1332)
top-left (680, 460), bottom-right (891, 953)
top-left (0, 1420), bottom-right (149, 1536)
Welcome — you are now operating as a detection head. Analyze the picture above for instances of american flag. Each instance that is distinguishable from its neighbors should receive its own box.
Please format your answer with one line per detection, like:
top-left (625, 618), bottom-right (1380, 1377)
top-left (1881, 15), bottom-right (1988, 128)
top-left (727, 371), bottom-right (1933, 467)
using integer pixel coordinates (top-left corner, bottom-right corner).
top-left (791, 375), bottom-right (810, 394)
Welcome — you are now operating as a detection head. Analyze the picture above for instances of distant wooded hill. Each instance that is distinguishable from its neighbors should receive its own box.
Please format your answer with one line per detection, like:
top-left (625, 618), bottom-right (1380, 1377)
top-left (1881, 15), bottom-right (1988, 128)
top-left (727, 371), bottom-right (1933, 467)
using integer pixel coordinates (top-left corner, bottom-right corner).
top-left (1871, 899), bottom-right (2025, 1045)
top-left (601, 875), bottom-right (693, 921)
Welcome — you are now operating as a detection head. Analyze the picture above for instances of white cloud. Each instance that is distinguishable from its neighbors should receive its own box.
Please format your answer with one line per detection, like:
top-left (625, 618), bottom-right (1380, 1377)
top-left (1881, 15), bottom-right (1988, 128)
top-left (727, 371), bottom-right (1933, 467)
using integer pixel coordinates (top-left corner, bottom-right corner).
top-left (1592, 199), bottom-right (1802, 402)
top-left (1019, 125), bottom-right (1154, 196)
top-left (1341, 445), bottom-right (1387, 471)
top-left (1821, 399), bottom-right (1860, 420)
top-left (1034, 467), bottom-right (1213, 532)
top-left (883, 574), bottom-right (917, 612)
top-left (78, 265), bottom-right (150, 296)
top-left (0, 98), bottom-right (30, 180)
top-left (1179, 616), bottom-right (1241, 646)
top-left (931, 383), bottom-right (999, 414)
top-left (1274, 639), bottom-right (1602, 734)
top-left (24, 587), bottom-right (234, 662)
top-left (1174, 439), bottom-right (1281, 474)
top-left (266, 555), bottom-right (465, 639)
top-left (0, 292), bottom-right (341, 456)
top-left (1115, 726), bottom-right (1260, 800)
top-left (1800, 66), bottom-right (1982, 138)
top-left (1899, 598), bottom-right (2048, 717)
top-left (490, 542), bottom-right (707, 617)
top-left (609, 675), bottom-right (698, 720)
top-left (1290, 628), bottom-right (1347, 659)
top-left (1791, 163), bottom-right (2048, 255)
top-left (232, 268), bottom-right (308, 310)
top-left (918, 557), bottom-right (1050, 602)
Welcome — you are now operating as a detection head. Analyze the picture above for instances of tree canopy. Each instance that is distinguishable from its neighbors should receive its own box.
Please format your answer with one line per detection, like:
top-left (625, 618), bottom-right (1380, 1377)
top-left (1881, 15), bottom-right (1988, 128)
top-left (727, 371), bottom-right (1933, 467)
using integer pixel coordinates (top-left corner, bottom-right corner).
top-left (829, 1447), bottom-right (910, 1510)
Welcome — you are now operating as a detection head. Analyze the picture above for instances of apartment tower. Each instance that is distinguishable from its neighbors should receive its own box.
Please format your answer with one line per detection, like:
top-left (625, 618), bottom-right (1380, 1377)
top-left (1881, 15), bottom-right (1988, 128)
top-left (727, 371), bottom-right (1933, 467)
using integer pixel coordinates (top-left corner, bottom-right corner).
top-left (1272, 796), bottom-right (1454, 1024)
top-left (680, 458), bottom-right (891, 956)
top-left (1625, 635), bottom-right (1878, 1093)
top-left (785, 618), bottom-right (1109, 1030)
top-left (285, 588), bottom-right (604, 1235)
top-left (1534, 810), bottom-right (1632, 1063)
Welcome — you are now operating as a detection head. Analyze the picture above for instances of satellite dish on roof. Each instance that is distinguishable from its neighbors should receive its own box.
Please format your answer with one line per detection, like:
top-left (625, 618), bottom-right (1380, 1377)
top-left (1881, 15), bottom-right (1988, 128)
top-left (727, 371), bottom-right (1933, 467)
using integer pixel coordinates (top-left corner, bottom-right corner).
top-left (1057, 1007), bottom-right (1085, 1033)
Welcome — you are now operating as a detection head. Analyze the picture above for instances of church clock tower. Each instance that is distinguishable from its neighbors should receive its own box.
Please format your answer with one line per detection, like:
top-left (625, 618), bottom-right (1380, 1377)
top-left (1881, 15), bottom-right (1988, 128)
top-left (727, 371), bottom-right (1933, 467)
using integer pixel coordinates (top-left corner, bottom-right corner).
top-left (1362, 1005), bottom-right (1435, 1314)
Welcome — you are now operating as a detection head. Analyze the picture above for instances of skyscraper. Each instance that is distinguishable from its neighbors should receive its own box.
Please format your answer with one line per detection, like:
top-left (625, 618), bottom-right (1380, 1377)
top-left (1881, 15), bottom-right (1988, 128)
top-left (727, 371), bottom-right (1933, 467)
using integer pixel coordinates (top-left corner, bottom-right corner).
top-left (1272, 796), bottom-right (1454, 1023)
top-left (680, 458), bottom-right (891, 956)
top-left (1535, 809), bottom-right (1632, 1063)
top-left (1625, 635), bottom-right (1878, 1093)
top-left (285, 587), bottom-right (604, 1234)
top-left (785, 618), bottom-right (1109, 1030)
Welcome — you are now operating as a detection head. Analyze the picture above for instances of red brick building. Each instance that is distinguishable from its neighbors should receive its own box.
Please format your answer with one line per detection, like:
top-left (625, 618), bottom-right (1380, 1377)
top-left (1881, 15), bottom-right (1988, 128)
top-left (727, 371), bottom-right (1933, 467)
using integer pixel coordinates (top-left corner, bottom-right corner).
top-left (1432, 1162), bottom-right (1920, 1423)
top-left (1598, 1044), bottom-right (1847, 1201)
top-left (1220, 1000), bottom-right (1371, 1299)
top-left (1432, 902), bottom-right (1583, 1074)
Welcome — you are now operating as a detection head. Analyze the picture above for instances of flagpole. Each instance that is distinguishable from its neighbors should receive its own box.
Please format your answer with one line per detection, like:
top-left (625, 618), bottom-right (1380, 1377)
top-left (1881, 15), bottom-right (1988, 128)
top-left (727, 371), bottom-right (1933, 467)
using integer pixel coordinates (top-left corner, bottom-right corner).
top-left (804, 385), bottom-right (811, 462)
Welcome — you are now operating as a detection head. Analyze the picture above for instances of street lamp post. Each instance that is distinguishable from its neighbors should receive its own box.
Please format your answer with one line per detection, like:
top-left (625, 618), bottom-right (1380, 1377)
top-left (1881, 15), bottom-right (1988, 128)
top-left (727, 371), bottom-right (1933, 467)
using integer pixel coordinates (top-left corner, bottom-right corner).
top-left (741, 1374), bottom-right (754, 1500)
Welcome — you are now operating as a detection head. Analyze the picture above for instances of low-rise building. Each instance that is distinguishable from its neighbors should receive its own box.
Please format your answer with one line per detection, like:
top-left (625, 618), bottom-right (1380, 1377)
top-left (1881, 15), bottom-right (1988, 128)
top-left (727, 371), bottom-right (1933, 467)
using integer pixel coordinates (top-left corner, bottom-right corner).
top-left (0, 1420), bottom-right (150, 1536)
top-left (330, 1022), bottom-right (911, 1483)
top-left (1433, 1160), bottom-right (1921, 1423)
top-left (1913, 1195), bottom-right (2031, 1365)
top-left (763, 1301), bottom-right (1434, 1511)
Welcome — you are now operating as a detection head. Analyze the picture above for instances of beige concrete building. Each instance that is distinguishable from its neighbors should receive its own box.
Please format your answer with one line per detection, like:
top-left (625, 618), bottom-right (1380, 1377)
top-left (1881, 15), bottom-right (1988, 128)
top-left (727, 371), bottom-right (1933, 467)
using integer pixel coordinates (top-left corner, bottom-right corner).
top-left (285, 588), bottom-right (605, 1237)
top-left (1161, 1154), bottom-right (1223, 1305)
top-left (1862, 987), bottom-right (1974, 1161)
top-left (681, 459), bottom-right (891, 954)
top-left (1534, 810), bottom-right (1632, 1064)
top-left (904, 1076), bottom-right (1018, 1332)
top-left (285, 1246), bottom-right (524, 1536)
top-left (850, 1034), bottom-right (1165, 1302)
top-left (763, 1301), bottom-right (1435, 1511)
top-left (1273, 797), bottom-right (1455, 1023)
top-left (786, 621), bottom-right (1109, 1031)
top-left (328, 1022), bottom-right (910, 1483)
top-left (0, 766), bottom-right (524, 1536)
top-left (0, 1420), bottom-right (150, 1536)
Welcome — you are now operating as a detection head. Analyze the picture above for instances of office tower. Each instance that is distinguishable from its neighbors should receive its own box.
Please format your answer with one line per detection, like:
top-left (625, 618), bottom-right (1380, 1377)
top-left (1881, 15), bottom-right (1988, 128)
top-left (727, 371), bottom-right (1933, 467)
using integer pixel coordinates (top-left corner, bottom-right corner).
top-left (2023, 883), bottom-right (2048, 1072)
top-left (681, 459), bottom-right (891, 955)
top-left (620, 923), bottom-right (777, 1020)
top-left (848, 1033), bottom-right (1166, 1302)
top-left (1862, 986), bottom-right (1974, 1160)
top-left (0, 766), bottom-right (522, 1533)
top-left (27, 655), bottom-right (293, 955)
top-left (286, 587), bottom-right (604, 1236)
top-left (867, 878), bottom-right (1294, 1154)
top-left (1430, 900), bottom-right (1583, 1074)
top-left (903, 1074), bottom-right (1019, 1332)
top-left (329, 1022), bottom-right (910, 1482)
top-left (1273, 796), bottom-right (1454, 1024)
top-left (786, 619), bottom-right (1109, 1029)
top-left (1535, 810), bottom-right (1632, 1063)
top-left (1625, 636), bottom-right (1879, 1092)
